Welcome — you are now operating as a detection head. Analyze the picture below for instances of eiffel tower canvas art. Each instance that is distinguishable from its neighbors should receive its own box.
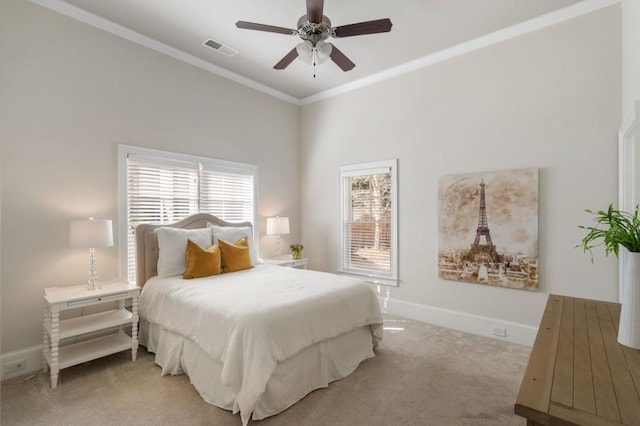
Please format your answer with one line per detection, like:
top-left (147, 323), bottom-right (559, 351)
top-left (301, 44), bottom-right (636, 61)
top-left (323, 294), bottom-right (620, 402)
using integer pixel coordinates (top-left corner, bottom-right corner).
top-left (438, 168), bottom-right (539, 290)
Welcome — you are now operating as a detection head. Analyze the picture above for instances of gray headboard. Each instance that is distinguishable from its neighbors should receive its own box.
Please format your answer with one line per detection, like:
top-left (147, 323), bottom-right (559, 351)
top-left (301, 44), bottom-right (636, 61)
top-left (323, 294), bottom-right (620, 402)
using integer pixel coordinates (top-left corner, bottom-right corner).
top-left (135, 213), bottom-right (253, 286)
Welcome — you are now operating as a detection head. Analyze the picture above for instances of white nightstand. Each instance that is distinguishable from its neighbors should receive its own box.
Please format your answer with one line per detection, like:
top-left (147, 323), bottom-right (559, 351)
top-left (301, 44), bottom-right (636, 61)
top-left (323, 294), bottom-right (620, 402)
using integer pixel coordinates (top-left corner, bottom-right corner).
top-left (43, 280), bottom-right (140, 388)
top-left (264, 258), bottom-right (308, 269)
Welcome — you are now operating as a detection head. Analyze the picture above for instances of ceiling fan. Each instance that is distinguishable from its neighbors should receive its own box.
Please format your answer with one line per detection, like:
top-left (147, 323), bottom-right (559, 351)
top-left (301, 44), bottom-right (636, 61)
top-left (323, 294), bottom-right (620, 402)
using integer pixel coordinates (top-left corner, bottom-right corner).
top-left (236, 0), bottom-right (392, 75)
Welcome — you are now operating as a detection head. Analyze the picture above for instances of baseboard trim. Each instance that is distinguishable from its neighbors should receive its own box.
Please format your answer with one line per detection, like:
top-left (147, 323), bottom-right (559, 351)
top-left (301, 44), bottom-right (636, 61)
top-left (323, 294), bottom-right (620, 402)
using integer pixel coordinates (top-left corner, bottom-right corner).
top-left (1, 345), bottom-right (44, 381)
top-left (379, 297), bottom-right (537, 347)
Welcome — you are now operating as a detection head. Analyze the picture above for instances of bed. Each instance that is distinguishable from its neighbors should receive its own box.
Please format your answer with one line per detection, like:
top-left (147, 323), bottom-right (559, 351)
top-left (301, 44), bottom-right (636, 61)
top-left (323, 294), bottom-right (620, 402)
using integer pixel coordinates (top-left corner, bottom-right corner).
top-left (135, 213), bottom-right (383, 425)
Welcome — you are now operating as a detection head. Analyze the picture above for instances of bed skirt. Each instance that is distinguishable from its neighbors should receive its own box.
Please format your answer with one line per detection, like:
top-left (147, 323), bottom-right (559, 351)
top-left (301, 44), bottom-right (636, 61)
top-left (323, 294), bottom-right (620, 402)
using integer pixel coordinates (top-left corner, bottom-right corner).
top-left (139, 319), bottom-right (375, 421)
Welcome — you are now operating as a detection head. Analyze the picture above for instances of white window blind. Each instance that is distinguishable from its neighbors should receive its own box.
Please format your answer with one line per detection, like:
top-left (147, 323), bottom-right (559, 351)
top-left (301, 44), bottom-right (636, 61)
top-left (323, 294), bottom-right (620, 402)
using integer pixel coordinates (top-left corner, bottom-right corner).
top-left (200, 167), bottom-right (254, 222)
top-left (119, 145), bottom-right (256, 284)
top-left (339, 160), bottom-right (398, 286)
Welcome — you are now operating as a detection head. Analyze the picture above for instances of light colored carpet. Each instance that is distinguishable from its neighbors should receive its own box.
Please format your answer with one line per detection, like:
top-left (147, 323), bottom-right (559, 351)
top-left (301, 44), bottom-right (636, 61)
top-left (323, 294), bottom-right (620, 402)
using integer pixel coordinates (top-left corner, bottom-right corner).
top-left (1, 316), bottom-right (531, 425)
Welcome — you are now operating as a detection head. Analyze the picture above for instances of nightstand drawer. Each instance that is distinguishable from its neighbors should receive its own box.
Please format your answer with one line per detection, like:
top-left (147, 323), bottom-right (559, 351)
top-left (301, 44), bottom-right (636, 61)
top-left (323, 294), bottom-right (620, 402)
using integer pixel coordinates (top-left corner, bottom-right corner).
top-left (264, 258), bottom-right (308, 269)
top-left (66, 292), bottom-right (129, 307)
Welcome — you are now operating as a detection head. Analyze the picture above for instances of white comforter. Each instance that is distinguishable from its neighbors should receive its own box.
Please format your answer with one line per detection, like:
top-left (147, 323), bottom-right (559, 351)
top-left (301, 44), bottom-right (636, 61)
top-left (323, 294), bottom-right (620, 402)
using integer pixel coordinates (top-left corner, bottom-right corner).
top-left (138, 264), bottom-right (383, 425)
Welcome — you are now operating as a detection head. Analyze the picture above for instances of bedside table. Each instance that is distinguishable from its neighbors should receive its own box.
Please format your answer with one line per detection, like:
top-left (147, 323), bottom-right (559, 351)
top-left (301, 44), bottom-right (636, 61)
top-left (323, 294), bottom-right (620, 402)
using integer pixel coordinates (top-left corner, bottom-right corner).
top-left (264, 258), bottom-right (308, 269)
top-left (43, 280), bottom-right (140, 388)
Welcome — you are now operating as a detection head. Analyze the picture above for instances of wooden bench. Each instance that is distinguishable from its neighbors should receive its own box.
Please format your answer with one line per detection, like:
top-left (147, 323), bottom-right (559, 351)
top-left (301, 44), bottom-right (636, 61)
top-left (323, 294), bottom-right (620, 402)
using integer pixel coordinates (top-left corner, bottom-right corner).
top-left (515, 294), bottom-right (640, 425)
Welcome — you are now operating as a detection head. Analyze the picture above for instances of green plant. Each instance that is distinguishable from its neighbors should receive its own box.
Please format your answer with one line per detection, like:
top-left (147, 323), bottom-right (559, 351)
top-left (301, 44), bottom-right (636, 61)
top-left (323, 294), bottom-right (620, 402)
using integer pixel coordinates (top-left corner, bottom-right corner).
top-left (578, 204), bottom-right (640, 262)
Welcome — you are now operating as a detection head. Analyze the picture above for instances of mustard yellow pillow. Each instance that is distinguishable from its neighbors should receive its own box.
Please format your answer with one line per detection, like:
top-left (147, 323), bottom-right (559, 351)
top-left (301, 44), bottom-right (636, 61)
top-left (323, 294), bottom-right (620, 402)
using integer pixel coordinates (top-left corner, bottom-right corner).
top-left (183, 239), bottom-right (221, 279)
top-left (219, 237), bottom-right (253, 273)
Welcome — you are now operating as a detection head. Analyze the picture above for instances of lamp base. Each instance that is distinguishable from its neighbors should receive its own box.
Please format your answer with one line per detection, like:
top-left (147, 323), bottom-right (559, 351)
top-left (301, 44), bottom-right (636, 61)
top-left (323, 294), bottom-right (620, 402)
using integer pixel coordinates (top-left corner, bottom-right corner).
top-left (87, 248), bottom-right (101, 291)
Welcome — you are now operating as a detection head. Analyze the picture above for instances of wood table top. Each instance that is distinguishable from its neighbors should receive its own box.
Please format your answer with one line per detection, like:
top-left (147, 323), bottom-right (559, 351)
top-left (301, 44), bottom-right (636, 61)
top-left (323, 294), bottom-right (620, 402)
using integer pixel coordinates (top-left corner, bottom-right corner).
top-left (515, 294), bottom-right (640, 426)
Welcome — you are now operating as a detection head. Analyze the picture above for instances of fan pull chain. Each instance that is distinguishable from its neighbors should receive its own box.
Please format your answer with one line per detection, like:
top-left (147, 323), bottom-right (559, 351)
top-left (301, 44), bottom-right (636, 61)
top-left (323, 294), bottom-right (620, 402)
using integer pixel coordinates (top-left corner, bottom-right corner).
top-left (313, 47), bottom-right (317, 78)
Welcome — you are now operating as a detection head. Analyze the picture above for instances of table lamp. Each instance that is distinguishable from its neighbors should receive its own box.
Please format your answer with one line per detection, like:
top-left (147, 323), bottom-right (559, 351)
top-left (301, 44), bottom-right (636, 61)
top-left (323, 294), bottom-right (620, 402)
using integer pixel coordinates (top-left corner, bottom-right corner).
top-left (70, 217), bottom-right (113, 291)
top-left (266, 216), bottom-right (290, 259)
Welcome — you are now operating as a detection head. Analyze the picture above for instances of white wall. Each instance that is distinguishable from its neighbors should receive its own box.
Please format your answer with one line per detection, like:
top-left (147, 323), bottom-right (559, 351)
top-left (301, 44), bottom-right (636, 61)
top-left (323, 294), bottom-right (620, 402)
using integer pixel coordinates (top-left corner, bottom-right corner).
top-left (0, 0), bottom-right (299, 354)
top-left (623, 0), bottom-right (640, 118)
top-left (300, 5), bottom-right (621, 340)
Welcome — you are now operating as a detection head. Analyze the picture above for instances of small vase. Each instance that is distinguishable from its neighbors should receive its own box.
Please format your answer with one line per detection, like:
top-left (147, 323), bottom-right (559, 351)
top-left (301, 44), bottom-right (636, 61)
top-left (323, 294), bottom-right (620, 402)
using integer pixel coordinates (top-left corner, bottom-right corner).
top-left (292, 251), bottom-right (301, 260)
top-left (618, 251), bottom-right (640, 349)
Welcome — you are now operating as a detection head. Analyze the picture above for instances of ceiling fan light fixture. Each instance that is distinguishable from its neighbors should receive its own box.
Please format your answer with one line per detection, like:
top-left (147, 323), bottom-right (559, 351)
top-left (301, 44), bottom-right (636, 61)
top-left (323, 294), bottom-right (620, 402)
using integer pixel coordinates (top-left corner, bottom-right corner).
top-left (295, 40), bottom-right (331, 65)
top-left (295, 41), bottom-right (314, 64)
top-left (316, 40), bottom-right (332, 62)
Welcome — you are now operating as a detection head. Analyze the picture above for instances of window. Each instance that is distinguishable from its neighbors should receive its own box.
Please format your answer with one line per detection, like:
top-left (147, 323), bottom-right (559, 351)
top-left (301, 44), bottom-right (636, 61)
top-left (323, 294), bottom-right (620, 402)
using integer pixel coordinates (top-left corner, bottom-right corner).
top-left (339, 159), bottom-right (398, 286)
top-left (118, 145), bottom-right (257, 283)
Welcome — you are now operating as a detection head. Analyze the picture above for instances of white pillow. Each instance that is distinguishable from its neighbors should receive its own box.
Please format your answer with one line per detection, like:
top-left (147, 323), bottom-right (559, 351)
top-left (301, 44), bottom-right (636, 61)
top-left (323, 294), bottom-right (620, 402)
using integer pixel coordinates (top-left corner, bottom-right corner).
top-left (156, 227), bottom-right (212, 278)
top-left (208, 224), bottom-right (260, 265)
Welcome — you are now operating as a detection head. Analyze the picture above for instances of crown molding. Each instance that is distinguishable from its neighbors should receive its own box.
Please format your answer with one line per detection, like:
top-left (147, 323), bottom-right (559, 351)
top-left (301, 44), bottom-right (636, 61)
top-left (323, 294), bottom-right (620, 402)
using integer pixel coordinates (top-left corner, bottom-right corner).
top-left (29, 0), bottom-right (301, 105)
top-left (299, 0), bottom-right (621, 105)
top-left (30, 0), bottom-right (619, 107)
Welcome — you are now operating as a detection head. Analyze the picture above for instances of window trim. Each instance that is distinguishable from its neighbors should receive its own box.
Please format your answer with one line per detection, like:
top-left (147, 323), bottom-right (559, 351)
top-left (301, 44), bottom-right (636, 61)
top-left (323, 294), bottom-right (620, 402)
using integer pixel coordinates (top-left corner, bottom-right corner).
top-left (338, 159), bottom-right (398, 286)
top-left (117, 144), bottom-right (258, 282)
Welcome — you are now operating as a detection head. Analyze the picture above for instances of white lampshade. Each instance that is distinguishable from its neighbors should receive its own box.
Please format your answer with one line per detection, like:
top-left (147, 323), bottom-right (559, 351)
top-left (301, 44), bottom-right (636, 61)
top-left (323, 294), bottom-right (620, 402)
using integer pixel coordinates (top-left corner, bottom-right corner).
top-left (70, 218), bottom-right (113, 248)
top-left (266, 216), bottom-right (290, 235)
top-left (296, 40), bottom-right (332, 65)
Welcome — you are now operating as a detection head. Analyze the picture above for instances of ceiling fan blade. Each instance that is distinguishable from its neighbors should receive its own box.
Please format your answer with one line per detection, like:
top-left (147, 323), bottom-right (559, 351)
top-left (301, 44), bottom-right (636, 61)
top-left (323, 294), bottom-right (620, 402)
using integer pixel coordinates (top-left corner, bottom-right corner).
top-left (274, 48), bottom-right (299, 70)
top-left (306, 0), bottom-right (324, 24)
top-left (333, 18), bottom-right (393, 38)
top-left (235, 21), bottom-right (296, 35)
top-left (329, 44), bottom-right (355, 71)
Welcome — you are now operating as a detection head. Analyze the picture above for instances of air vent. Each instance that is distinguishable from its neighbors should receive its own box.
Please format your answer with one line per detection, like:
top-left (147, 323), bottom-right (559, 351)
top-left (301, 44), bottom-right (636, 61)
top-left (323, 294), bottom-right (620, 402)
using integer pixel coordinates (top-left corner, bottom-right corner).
top-left (203, 38), bottom-right (238, 57)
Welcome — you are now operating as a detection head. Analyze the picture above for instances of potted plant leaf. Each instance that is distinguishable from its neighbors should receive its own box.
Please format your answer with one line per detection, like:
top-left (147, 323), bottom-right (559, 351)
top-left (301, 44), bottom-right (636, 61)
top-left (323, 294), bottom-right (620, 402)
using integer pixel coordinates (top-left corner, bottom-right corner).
top-left (578, 204), bottom-right (640, 348)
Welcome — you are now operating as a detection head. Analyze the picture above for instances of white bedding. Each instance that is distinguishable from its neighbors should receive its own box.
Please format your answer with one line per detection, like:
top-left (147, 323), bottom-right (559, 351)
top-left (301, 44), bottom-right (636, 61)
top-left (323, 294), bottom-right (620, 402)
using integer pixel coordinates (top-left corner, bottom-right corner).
top-left (138, 264), bottom-right (383, 425)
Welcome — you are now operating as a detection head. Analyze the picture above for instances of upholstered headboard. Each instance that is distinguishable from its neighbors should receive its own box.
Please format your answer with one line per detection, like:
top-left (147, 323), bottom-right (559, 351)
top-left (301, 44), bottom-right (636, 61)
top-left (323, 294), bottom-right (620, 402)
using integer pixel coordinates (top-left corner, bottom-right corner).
top-left (135, 213), bottom-right (253, 286)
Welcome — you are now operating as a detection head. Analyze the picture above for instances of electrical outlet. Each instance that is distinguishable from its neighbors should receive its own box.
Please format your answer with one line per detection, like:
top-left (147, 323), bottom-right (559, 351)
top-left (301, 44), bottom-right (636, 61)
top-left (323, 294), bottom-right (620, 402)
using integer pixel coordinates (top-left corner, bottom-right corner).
top-left (492, 327), bottom-right (507, 337)
top-left (5, 358), bottom-right (26, 374)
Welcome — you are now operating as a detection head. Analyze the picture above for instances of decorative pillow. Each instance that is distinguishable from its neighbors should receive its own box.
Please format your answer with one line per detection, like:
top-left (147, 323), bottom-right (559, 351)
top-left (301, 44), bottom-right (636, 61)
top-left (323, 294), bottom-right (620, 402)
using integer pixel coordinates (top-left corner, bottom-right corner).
top-left (208, 224), bottom-right (260, 265)
top-left (183, 239), bottom-right (221, 279)
top-left (156, 227), bottom-right (212, 278)
top-left (218, 237), bottom-right (253, 273)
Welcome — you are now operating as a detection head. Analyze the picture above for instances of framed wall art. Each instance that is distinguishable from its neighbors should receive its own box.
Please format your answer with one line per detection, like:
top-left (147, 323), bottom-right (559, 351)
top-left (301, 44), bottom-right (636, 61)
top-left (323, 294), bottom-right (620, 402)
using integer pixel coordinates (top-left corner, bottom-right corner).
top-left (438, 168), bottom-right (539, 290)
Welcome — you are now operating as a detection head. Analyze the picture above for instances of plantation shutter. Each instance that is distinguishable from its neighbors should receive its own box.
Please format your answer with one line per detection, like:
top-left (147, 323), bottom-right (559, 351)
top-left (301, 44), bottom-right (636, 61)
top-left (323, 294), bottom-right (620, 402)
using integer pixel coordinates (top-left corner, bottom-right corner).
top-left (339, 160), bottom-right (398, 285)
top-left (122, 148), bottom-right (256, 284)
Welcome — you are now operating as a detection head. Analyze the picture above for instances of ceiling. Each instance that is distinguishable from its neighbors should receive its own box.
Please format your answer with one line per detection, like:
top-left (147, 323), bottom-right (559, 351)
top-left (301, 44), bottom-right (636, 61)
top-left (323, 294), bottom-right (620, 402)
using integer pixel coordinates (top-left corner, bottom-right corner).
top-left (52, 0), bottom-right (583, 101)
